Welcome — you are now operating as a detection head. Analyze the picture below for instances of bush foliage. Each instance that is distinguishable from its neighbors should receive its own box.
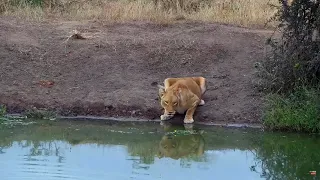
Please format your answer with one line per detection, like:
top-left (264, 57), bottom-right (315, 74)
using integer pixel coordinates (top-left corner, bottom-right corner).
top-left (257, 0), bottom-right (320, 93)
top-left (257, 0), bottom-right (320, 132)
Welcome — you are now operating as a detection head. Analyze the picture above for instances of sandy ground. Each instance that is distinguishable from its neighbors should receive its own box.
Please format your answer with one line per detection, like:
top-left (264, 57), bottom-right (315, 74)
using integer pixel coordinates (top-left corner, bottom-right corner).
top-left (0, 17), bottom-right (273, 124)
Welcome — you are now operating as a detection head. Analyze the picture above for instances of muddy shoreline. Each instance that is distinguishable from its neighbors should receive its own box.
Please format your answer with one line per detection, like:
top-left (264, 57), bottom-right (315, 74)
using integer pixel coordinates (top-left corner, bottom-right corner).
top-left (0, 17), bottom-right (272, 125)
top-left (5, 112), bottom-right (263, 129)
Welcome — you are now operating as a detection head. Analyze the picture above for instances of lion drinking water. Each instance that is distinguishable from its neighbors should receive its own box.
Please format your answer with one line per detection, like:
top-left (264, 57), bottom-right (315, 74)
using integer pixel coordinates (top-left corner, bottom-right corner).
top-left (157, 77), bottom-right (207, 124)
top-left (158, 121), bottom-right (205, 159)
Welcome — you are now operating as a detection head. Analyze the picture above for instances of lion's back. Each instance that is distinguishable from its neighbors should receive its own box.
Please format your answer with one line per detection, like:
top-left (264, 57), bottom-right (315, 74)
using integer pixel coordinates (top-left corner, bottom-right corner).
top-left (178, 77), bottom-right (202, 98)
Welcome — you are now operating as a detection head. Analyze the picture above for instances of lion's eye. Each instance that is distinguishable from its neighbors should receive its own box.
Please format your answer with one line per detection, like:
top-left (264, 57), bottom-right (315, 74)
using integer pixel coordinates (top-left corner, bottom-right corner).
top-left (164, 101), bottom-right (168, 104)
top-left (173, 102), bottom-right (177, 106)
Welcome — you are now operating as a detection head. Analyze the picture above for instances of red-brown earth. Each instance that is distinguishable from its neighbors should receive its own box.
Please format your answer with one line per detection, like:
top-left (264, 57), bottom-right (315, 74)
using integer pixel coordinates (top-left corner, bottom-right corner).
top-left (0, 17), bottom-right (273, 125)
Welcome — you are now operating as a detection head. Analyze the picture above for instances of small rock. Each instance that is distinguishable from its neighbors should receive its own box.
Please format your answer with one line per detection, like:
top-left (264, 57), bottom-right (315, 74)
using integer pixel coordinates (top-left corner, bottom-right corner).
top-left (202, 115), bottom-right (208, 119)
top-left (181, 61), bottom-right (188, 65)
top-left (131, 110), bottom-right (136, 116)
top-left (151, 81), bottom-right (158, 86)
top-left (211, 96), bottom-right (218, 100)
top-left (212, 86), bottom-right (219, 90)
top-left (106, 105), bottom-right (113, 110)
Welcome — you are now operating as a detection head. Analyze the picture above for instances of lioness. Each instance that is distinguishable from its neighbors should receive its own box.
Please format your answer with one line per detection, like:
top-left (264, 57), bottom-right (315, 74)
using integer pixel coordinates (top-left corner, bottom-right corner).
top-left (158, 131), bottom-right (205, 160)
top-left (157, 77), bottom-right (206, 124)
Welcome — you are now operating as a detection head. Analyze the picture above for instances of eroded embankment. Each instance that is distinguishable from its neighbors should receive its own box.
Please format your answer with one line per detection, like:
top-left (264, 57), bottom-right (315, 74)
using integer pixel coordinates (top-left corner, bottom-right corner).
top-left (0, 17), bottom-right (272, 124)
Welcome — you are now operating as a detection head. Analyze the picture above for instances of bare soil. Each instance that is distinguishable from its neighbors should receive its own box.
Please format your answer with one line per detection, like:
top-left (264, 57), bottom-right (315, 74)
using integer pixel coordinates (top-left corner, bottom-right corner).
top-left (0, 17), bottom-right (273, 124)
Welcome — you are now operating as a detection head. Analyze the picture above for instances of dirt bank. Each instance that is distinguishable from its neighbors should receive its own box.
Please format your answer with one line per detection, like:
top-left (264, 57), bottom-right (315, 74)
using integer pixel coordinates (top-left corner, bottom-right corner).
top-left (0, 17), bottom-right (272, 124)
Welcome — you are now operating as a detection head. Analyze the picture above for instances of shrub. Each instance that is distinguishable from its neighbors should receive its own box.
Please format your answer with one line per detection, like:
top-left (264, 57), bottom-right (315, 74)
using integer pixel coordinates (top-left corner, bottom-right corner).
top-left (256, 0), bottom-right (320, 93)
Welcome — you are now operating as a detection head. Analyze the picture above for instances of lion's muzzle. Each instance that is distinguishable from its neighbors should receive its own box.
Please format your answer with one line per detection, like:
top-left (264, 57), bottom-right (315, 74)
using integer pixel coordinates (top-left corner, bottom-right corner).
top-left (167, 111), bottom-right (175, 115)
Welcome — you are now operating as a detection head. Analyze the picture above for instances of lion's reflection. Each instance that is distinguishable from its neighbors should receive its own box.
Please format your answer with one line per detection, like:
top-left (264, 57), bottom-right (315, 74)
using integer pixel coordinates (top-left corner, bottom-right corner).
top-left (158, 122), bottom-right (205, 160)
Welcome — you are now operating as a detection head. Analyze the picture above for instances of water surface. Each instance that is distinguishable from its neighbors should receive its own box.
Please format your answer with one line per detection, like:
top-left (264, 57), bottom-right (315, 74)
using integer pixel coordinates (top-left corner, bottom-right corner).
top-left (0, 120), bottom-right (319, 180)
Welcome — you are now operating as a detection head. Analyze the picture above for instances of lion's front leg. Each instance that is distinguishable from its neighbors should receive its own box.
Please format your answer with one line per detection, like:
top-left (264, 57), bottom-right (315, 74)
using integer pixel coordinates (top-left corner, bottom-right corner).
top-left (183, 100), bottom-right (199, 124)
top-left (183, 107), bottom-right (196, 123)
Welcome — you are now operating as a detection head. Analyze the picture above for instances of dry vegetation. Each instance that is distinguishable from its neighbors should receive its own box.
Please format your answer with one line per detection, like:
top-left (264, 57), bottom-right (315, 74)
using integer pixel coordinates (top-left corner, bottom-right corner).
top-left (0, 0), bottom-right (279, 27)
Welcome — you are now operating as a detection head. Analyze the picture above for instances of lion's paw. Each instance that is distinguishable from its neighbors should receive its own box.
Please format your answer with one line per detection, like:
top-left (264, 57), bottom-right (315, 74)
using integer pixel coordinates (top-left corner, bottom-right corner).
top-left (184, 117), bottom-right (194, 124)
top-left (160, 115), bottom-right (172, 121)
top-left (199, 99), bottom-right (205, 106)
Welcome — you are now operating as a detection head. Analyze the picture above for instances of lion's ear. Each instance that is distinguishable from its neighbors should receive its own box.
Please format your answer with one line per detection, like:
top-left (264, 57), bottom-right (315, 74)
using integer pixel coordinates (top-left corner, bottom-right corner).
top-left (158, 85), bottom-right (165, 98)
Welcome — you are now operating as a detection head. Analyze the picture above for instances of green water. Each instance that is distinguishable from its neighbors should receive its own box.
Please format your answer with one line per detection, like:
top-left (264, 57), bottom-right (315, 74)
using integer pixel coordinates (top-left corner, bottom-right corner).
top-left (0, 120), bottom-right (319, 180)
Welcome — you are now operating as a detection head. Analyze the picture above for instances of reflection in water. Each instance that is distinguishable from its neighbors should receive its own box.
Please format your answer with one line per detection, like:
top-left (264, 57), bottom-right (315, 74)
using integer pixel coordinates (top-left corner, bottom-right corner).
top-left (158, 122), bottom-right (205, 160)
top-left (0, 120), bottom-right (319, 180)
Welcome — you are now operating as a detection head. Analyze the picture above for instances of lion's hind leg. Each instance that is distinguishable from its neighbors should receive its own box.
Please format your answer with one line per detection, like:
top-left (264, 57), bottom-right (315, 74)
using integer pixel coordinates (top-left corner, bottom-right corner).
top-left (191, 77), bottom-right (206, 95)
top-left (192, 77), bottom-right (207, 106)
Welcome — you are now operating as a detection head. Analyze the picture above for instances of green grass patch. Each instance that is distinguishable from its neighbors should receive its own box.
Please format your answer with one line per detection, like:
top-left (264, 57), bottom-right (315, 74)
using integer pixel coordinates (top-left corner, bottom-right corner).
top-left (0, 105), bottom-right (39, 127)
top-left (0, 105), bottom-right (7, 123)
top-left (263, 87), bottom-right (320, 133)
top-left (24, 108), bottom-right (57, 120)
top-left (0, 105), bottom-right (6, 117)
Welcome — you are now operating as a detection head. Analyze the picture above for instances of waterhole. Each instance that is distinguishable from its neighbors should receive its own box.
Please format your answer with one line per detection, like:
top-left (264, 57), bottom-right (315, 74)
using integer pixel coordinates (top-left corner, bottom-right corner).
top-left (0, 120), bottom-right (319, 180)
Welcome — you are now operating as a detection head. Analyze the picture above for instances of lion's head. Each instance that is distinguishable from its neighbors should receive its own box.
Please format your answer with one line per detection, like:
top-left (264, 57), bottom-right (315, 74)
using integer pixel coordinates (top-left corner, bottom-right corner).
top-left (158, 84), bottom-right (185, 114)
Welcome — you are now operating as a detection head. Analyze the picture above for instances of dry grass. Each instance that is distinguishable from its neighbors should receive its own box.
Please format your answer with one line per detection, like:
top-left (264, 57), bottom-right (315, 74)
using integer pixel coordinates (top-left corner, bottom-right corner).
top-left (0, 0), bottom-right (280, 27)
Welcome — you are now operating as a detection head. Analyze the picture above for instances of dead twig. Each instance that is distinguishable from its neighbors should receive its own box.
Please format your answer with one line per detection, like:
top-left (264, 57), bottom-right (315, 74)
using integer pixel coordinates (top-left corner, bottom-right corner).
top-left (63, 29), bottom-right (87, 44)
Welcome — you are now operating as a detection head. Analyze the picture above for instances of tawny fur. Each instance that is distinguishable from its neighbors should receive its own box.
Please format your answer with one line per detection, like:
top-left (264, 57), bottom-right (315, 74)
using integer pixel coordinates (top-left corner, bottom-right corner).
top-left (158, 132), bottom-right (205, 159)
top-left (157, 77), bottom-right (206, 124)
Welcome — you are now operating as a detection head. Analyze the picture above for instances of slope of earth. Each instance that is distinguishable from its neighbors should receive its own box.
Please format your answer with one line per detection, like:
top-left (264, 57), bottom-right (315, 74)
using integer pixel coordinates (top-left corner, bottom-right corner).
top-left (0, 17), bottom-right (273, 124)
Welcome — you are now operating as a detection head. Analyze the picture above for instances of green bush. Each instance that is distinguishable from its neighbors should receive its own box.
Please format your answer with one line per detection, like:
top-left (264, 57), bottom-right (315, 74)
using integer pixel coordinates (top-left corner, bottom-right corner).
top-left (256, 0), bottom-right (320, 93)
top-left (256, 0), bottom-right (320, 132)
top-left (263, 87), bottom-right (320, 132)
